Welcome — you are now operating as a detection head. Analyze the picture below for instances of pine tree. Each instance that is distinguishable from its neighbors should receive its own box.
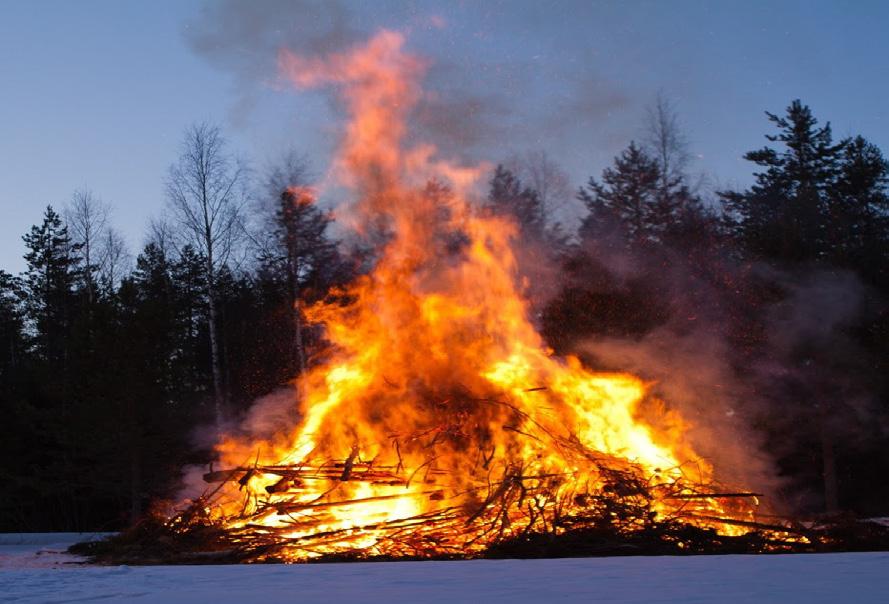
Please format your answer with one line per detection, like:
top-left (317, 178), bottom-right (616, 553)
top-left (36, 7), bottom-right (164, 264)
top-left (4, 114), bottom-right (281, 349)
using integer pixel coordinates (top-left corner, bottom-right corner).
top-left (274, 188), bottom-right (338, 375)
top-left (130, 243), bottom-right (185, 397)
top-left (487, 165), bottom-right (545, 238)
top-left (720, 100), bottom-right (847, 262)
top-left (0, 269), bottom-right (31, 530)
top-left (578, 142), bottom-right (661, 242)
top-left (0, 270), bottom-right (25, 377)
top-left (113, 242), bottom-right (200, 522)
top-left (828, 135), bottom-right (889, 279)
top-left (256, 151), bottom-right (345, 382)
top-left (21, 205), bottom-right (82, 367)
top-left (172, 245), bottom-right (211, 402)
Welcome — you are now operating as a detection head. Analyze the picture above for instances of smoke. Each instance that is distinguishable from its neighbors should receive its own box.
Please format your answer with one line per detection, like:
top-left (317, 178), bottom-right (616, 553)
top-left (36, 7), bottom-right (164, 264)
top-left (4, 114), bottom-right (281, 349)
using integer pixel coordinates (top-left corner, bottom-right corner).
top-left (185, 0), bottom-right (362, 125)
top-left (749, 267), bottom-right (880, 434)
top-left (563, 233), bottom-right (884, 512)
top-left (580, 323), bottom-right (780, 498)
top-left (411, 63), bottom-right (514, 162)
top-left (184, 1), bottom-right (631, 161)
top-left (178, 387), bottom-right (301, 502)
top-left (564, 240), bottom-right (776, 501)
top-left (748, 269), bottom-right (885, 509)
top-left (760, 269), bottom-right (865, 356)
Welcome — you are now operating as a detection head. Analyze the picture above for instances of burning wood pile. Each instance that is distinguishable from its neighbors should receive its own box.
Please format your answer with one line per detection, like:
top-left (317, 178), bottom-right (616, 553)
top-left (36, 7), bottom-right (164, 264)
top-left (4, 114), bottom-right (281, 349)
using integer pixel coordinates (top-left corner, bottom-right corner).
top-left (185, 432), bottom-right (777, 562)
top-left (73, 31), bottom-right (889, 564)
top-left (80, 431), bottom-right (889, 563)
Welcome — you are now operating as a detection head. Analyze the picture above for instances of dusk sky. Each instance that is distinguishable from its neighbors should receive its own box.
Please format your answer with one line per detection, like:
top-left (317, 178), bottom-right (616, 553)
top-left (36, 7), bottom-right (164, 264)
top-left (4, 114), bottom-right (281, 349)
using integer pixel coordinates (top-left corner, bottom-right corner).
top-left (2, 0), bottom-right (887, 273)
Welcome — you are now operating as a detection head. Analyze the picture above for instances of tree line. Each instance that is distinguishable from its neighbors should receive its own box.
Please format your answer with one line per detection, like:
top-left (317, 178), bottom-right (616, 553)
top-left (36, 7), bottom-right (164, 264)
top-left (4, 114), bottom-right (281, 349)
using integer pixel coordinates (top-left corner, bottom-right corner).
top-left (1, 99), bottom-right (888, 531)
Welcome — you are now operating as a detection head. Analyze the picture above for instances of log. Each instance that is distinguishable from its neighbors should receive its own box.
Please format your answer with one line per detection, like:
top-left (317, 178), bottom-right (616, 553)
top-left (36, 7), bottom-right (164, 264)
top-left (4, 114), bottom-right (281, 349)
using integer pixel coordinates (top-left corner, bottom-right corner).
top-left (666, 492), bottom-right (763, 500)
top-left (678, 513), bottom-right (807, 534)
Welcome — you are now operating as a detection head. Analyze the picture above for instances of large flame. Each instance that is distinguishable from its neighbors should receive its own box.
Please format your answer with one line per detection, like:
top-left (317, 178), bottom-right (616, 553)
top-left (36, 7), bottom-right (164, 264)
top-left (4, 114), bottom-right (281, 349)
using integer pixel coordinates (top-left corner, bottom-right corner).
top-left (202, 30), bottom-right (756, 560)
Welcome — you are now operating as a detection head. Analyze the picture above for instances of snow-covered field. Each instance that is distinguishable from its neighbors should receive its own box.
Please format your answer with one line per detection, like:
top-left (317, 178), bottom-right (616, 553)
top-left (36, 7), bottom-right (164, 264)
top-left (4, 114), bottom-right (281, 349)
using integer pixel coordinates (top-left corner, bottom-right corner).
top-left (2, 534), bottom-right (888, 603)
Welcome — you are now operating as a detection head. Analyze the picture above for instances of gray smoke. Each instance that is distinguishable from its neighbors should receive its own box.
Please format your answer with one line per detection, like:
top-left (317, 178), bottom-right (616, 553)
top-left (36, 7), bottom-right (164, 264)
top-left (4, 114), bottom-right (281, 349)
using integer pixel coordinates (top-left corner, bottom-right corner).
top-left (178, 386), bottom-right (301, 502)
top-left (183, 0), bottom-right (631, 160)
top-left (185, 0), bottom-right (361, 125)
top-left (567, 234), bottom-right (883, 512)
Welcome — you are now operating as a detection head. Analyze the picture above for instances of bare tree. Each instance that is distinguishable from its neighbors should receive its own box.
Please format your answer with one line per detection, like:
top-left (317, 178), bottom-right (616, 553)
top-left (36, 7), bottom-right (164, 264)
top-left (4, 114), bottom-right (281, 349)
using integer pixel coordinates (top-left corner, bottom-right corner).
top-left (641, 93), bottom-right (718, 236)
top-left (165, 123), bottom-right (247, 427)
top-left (502, 150), bottom-right (576, 249)
top-left (643, 92), bottom-right (692, 194)
top-left (66, 189), bottom-right (109, 304)
top-left (505, 150), bottom-right (573, 220)
top-left (146, 216), bottom-right (177, 258)
top-left (97, 227), bottom-right (131, 292)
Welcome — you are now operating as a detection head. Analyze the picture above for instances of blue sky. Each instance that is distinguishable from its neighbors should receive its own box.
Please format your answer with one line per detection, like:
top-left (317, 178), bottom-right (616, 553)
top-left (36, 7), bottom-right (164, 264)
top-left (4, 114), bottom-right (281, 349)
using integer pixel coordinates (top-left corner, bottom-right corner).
top-left (1, 0), bottom-right (887, 272)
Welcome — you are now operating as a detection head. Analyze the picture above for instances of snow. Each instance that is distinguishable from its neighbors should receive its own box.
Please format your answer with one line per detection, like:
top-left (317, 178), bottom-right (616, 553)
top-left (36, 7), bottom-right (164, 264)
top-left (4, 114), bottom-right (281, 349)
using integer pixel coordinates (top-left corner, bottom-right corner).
top-left (2, 534), bottom-right (888, 603)
top-left (0, 533), bottom-right (111, 570)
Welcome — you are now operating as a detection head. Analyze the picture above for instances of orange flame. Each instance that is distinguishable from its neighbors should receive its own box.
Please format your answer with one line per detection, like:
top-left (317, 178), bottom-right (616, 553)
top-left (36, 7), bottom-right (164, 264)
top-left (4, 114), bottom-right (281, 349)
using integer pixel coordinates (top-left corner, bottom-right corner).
top-left (203, 30), bottom-right (756, 560)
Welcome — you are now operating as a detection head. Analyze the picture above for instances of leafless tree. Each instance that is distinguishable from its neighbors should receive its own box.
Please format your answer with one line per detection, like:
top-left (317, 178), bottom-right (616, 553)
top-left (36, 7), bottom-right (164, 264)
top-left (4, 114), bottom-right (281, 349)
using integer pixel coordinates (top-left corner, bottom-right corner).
top-left (505, 150), bottom-right (573, 219)
top-left (165, 123), bottom-right (247, 427)
top-left (503, 150), bottom-right (576, 249)
top-left (643, 92), bottom-right (692, 193)
top-left (66, 189), bottom-right (110, 304)
top-left (97, 227), bottom-right (131, 292)
top-left (146, 216), bottom-right (177, 258)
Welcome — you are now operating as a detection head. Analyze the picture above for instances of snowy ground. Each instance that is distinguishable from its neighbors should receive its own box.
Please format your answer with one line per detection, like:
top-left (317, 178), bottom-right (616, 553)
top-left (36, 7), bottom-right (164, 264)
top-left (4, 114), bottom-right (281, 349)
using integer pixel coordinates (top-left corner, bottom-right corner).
top-left (2, 534), bottom-right (888, 603)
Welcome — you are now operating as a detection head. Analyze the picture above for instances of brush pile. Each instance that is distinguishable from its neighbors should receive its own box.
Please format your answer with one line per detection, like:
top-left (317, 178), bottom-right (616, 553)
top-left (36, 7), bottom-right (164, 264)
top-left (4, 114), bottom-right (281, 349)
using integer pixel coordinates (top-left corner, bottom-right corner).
top-left (71, 439), bottom-right (889, 565)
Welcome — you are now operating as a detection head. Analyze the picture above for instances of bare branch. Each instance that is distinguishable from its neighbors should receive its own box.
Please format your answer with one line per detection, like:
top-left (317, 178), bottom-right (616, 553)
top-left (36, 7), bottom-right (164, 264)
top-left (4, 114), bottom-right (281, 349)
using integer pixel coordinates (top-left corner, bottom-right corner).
top-left (643, 92), bottom-right (692, 189)
top-left (97, 227), bottom-right (131, 291)
top-left (504, 150), bottom-right (573, 217)
top-left (66, 188), bottom-right (111, 301)
top-left (164, 122), bottom-right (248, 278)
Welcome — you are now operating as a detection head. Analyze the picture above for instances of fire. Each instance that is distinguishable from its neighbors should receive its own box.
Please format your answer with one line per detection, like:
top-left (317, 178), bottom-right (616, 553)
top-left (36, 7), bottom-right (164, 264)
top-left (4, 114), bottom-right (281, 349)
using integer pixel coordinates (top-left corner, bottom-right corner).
top-left (197, 30), bottom-right (761, 561)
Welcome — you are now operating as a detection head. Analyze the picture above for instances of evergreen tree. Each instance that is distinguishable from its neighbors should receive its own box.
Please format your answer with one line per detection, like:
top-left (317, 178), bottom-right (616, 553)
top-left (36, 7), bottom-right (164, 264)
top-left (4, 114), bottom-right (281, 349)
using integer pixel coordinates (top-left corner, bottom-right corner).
top-left (255, 151), bottom-right (347, 383)
top-left (172, 245), bottom-right (212, 403)
top-left (487, 165), bottom-right (545, 237)
top-left (130, 243), bottom-right (188, 399)
top-left (578, 142), bottom-right (661, 242)
top-left (828, 135), bottom-right (889, 280)
top-left (268, 188), bottom-right (340, 375)
top-left (720, 100), bottom-right (847, 262)
top-left (111, 242), bottom-right (201, 522)
top-left (0, 270), bottom-right (25, 377)
top-left (0, 269), bottom-right (31, 530)
top-left (21, 205), bottom-right (82, 367)
top-left (661, 195), bottom-right (723, 254)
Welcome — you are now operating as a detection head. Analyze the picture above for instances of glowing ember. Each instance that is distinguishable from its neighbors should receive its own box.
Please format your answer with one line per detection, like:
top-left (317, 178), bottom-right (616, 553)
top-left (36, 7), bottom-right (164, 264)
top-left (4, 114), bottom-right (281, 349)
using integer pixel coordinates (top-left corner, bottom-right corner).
top-left (194, 30), bottom-right (762, 561)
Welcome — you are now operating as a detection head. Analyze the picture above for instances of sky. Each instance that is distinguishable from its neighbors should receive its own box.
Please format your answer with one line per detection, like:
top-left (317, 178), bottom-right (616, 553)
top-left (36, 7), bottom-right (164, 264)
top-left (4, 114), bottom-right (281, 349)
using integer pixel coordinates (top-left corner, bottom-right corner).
top-left (1, 0), bottom-right (887, 273)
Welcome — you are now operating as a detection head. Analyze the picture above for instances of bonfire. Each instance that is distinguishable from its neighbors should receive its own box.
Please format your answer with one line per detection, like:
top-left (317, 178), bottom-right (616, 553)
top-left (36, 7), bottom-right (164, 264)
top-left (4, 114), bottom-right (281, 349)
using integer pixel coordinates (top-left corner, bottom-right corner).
top-left (82, 31), bottom-right (886, 564)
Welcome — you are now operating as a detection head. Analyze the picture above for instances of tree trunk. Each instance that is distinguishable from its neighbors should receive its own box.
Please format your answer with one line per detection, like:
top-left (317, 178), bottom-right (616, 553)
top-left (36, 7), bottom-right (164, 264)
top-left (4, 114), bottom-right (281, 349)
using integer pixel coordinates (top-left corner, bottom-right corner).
top-left (293, 301), bottom-right (306, 376)
top-left (820, 408), bottom-right (839, 513)
top-left (207, 278), bottom-right (225, 429)
top-left (84, 241), bottom-right (94, 306)
top-left (129, 431), bottom-right (142, 526)
top-left (290, 257), bottom-right (307, 378)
